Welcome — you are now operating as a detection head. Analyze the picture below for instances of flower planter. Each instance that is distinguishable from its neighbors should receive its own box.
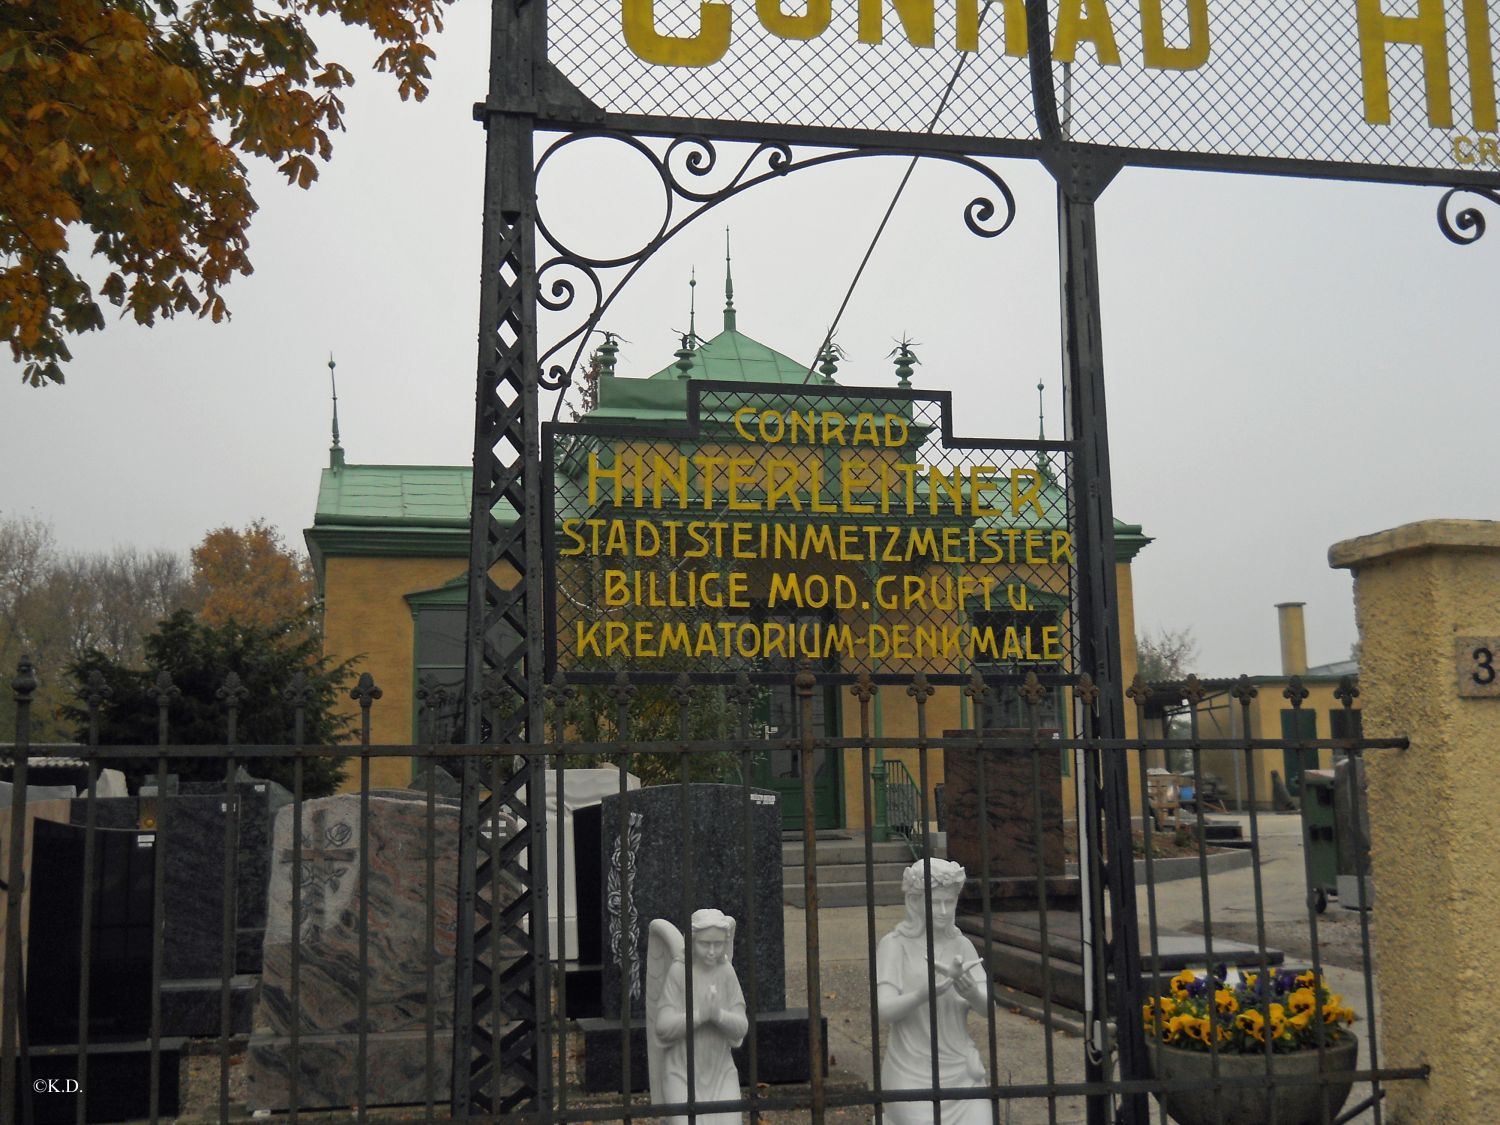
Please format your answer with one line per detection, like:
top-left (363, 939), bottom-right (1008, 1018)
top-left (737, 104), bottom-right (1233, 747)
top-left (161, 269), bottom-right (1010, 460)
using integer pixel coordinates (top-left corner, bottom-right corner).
top-left (1148, 1035), bottom-right (1358, 1125)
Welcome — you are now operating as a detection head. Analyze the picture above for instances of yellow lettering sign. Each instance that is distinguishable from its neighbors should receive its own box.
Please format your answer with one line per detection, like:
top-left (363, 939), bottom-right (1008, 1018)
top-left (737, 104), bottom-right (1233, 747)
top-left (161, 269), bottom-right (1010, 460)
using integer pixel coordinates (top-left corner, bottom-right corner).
top-left (622, 0), bottom-right (732, 67)
top-left (858, 0), bottom-right (936, 48)
top-left (1053, 0), bottom-right (1120, 65)
top-left (1355, 0), bottom-right (1452, 127)
top-left (1139, 0), bottom-right (1210, 70)
top-left (756, 0), bottom-right (831, 40)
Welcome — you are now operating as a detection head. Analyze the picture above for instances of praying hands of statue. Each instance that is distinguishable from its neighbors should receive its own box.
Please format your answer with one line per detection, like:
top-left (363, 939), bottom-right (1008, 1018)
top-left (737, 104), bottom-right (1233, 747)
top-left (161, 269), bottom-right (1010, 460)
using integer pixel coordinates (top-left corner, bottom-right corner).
top-left (697, 984), bottom-right (722, 1027)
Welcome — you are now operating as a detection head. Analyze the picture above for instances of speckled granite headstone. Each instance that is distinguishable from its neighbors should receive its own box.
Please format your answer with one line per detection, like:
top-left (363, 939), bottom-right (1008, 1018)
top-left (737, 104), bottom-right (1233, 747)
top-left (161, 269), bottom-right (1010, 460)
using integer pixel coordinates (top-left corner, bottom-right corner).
top-left (597, 783), bottom-right (784, 1020)
top-left (179, 775), bottom-right (291, 971)
top-left (246, 792), bottom-right (468, 1110)
top-left (943, 732), bottom-right (1079, 911)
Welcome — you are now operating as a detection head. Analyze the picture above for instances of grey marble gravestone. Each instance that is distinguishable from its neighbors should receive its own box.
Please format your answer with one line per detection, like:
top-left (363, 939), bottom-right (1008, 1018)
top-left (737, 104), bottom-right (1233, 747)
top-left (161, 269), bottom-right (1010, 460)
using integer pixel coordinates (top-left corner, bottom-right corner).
top-left (247, 791), bottom-right (475, 1111)
top-left (581, 784), bottom-right (824, 1092)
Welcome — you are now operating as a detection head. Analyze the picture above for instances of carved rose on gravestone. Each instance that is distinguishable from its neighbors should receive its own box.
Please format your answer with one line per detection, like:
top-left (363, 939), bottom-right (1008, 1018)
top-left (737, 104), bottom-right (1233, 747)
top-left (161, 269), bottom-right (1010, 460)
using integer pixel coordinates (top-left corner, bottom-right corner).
top-left (280, 809), bottom-right (358, 942)
top-left (607, 811), bottom-right (645, 1001)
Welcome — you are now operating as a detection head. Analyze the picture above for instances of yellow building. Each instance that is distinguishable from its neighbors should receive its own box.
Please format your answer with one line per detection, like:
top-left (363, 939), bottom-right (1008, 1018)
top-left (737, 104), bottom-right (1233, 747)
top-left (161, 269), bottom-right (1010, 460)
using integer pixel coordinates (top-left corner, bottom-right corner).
top-left (1134, 602), bottom-right (1361, 810)
top-left (307, 282), bottom-right (1151, 817)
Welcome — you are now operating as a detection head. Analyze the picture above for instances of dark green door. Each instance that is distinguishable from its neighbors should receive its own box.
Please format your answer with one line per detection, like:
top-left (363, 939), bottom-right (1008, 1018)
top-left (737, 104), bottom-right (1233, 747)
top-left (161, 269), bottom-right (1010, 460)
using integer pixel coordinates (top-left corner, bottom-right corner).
top-left (752, 683), bottom-right (842, 831)
top-left (1280, 709), bottom-right (1318, 794)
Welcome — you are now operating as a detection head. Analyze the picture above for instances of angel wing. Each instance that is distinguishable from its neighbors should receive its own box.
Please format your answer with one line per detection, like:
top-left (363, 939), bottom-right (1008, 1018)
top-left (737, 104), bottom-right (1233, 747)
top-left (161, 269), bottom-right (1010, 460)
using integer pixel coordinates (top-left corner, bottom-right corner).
top-left (645, 918), bottom-right (684, 1106)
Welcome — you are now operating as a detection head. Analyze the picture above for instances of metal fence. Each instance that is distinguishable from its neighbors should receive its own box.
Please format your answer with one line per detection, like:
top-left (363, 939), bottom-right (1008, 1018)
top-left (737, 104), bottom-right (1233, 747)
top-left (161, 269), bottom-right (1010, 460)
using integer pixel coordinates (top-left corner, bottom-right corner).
top-left (1, 657), bottom-right (1427, 1124)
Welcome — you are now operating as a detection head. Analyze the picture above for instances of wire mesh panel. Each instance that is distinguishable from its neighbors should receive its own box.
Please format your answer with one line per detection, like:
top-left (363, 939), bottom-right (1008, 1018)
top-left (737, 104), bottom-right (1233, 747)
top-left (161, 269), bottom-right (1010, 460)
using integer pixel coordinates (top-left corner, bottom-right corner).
top-left (548, 0), bottom-right (1500, 182)
top-left (1058, 0), bottom-right (1500, 172)
top-left (544, 379), bottom-right (1077, 686)
top-left (548, 1), bottom-right (1040, 142)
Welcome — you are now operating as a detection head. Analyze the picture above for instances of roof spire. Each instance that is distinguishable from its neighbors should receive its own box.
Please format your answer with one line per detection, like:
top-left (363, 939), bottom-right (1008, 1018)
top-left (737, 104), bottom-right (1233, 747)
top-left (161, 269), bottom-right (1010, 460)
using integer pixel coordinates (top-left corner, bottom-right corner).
top-left (327, 352), bottom-right (344, 469)
top-left (723, 226), bottom-right (737, 332)
top-left (675, 333), bottom-right (695, 380)
top-left (688, 267), bottom-right (699, 348)
top-left (1036, 379), bottom-right (1054, 480)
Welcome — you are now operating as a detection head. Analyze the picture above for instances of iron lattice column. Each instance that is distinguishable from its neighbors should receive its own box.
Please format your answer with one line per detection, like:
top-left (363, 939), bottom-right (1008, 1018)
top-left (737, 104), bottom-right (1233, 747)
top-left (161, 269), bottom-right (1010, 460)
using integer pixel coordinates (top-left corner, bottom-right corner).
top-left (1055, 166), bottom-right (1151, 1125)
top-left (1021, 1), bottom-right (1147, 1120)
top-left (454, 0), bottom-right (551, 1114)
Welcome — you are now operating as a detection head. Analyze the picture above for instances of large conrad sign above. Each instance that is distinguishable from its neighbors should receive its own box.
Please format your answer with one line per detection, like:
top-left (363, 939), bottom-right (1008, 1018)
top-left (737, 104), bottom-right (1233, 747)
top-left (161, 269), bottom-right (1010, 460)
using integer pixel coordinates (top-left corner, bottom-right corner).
top-left (546, 1), bottom-right (1500, 182)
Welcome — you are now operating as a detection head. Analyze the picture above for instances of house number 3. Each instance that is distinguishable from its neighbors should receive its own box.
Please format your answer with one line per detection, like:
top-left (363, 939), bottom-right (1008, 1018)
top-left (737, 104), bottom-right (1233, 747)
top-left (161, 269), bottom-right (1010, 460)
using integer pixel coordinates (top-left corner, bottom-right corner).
top-left (1457, 638), bottom-right (1500, 698)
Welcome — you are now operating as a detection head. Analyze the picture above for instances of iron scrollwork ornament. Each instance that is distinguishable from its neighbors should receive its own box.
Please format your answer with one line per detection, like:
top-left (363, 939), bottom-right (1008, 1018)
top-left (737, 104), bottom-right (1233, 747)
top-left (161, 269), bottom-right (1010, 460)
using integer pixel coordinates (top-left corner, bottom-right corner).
top-left (1437, 186), bottom-right (1500, 245)
top-left (533, 131), bottom-right (1019, 406)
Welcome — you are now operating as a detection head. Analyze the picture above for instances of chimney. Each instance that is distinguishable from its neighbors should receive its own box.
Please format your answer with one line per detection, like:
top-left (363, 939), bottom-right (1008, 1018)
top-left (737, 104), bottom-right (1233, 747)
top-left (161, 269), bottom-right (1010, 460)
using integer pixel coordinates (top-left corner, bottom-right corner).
top-left (1276, 602), bottom-right (1308, 676)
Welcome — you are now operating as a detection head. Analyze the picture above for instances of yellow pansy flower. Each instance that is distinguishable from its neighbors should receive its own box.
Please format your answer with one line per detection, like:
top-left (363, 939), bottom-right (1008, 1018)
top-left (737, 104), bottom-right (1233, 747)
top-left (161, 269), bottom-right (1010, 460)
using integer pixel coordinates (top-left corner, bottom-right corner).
top-left (1235, 1009), bottom-right (1266, 1043)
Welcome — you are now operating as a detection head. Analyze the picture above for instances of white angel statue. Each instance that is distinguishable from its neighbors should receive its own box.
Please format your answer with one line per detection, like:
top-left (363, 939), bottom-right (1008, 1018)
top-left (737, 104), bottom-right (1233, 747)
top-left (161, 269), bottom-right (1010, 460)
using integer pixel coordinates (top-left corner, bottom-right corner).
top-left (877, 858), bottom-right (995, 1124)
top-left (645, 908), bottom-right (749, 1125)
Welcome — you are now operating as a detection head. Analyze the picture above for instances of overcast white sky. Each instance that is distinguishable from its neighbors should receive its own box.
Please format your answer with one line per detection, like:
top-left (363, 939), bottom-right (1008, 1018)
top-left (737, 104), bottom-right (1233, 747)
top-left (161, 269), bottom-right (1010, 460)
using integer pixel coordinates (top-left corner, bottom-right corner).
top-left (3, 2), bottom-right (1496, 677)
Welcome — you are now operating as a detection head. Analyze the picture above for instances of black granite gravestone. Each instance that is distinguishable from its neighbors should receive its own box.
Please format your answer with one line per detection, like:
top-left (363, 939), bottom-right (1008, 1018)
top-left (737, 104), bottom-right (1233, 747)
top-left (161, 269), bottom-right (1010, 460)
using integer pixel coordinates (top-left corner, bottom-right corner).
top-left (69, 785), bottom-right (270, 1037)
top-left (579, 784), bottom-right (824, 1091)
top-left (563, 803), bottom-right (607, 1017)
top-left (27, 819), bottom-right (153, 1044)
top-left (21, 818), bottom-right (180, 1124)
top-left (597, 783), bottom-right (784, 1018)
top-left (178, 775), bottom-right (289, 973)
top-left (67, 796), bottom-right (139, 830)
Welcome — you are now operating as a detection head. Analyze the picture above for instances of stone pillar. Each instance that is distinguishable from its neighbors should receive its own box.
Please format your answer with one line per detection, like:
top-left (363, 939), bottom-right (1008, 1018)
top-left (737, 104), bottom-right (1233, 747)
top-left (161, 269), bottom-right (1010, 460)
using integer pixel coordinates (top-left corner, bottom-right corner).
top-left (1329, 519), bottom-right (1500, 1122)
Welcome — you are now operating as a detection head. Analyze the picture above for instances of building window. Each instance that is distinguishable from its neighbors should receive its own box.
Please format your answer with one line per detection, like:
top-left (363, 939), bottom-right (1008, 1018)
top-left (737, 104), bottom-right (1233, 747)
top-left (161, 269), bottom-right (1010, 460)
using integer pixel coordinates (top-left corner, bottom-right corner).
top-left (967, 595), bottom-right (1070, 774)
top-left (413, 606), bottom-right (466, 744)
top-left (969, 597), bottom-right (1065, 730)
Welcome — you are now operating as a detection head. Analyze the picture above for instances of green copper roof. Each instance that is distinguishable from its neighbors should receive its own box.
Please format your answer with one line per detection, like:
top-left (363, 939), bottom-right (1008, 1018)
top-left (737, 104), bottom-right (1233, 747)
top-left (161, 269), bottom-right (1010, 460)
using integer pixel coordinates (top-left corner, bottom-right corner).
top-left (587, 325), bottom-right (825, 422)
top-left (312, 464), bottom-right (486, 527)
top-left (645, 328), bottom-right (818, 385)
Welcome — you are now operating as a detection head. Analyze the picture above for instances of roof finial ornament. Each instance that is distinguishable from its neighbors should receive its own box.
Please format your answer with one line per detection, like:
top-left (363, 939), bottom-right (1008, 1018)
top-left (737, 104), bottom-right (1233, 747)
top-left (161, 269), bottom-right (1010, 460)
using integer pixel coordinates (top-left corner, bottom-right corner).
top-left (596, 331), bottom-right (620, 378)
top-left (817, 338), bottom-right (844, 385)
top-left (890, 337), bottom-right (920, 388)
top-left (327, 352), bottom-right (344, 469)
top-left (687, 267), bottom-right (699, 348)
top-left (675, 333), bottom-right (695, 380)
top-left (723, 226), bottom-right (737, 332)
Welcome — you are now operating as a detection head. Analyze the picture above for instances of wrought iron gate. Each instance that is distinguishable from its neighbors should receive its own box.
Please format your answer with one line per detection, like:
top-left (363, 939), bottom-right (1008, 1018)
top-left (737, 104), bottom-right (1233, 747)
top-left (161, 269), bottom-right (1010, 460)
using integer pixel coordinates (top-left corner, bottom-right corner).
top-left (1, 657), bottom-right (1427, 1123)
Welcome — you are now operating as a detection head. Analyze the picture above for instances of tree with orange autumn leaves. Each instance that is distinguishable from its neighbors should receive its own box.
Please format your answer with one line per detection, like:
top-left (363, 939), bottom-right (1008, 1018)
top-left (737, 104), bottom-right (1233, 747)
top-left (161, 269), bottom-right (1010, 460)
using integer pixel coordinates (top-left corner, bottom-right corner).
top-left (191, 519), bottom-right (316, 633)
top-left (2, 0), bottom-right (450, 386)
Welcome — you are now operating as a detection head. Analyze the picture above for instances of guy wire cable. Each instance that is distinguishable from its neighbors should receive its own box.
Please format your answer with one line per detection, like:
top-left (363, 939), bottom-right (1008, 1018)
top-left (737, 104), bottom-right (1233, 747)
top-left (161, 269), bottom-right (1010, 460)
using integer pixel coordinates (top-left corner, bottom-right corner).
top-left (802, 0), bottom-right (1000, 383)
